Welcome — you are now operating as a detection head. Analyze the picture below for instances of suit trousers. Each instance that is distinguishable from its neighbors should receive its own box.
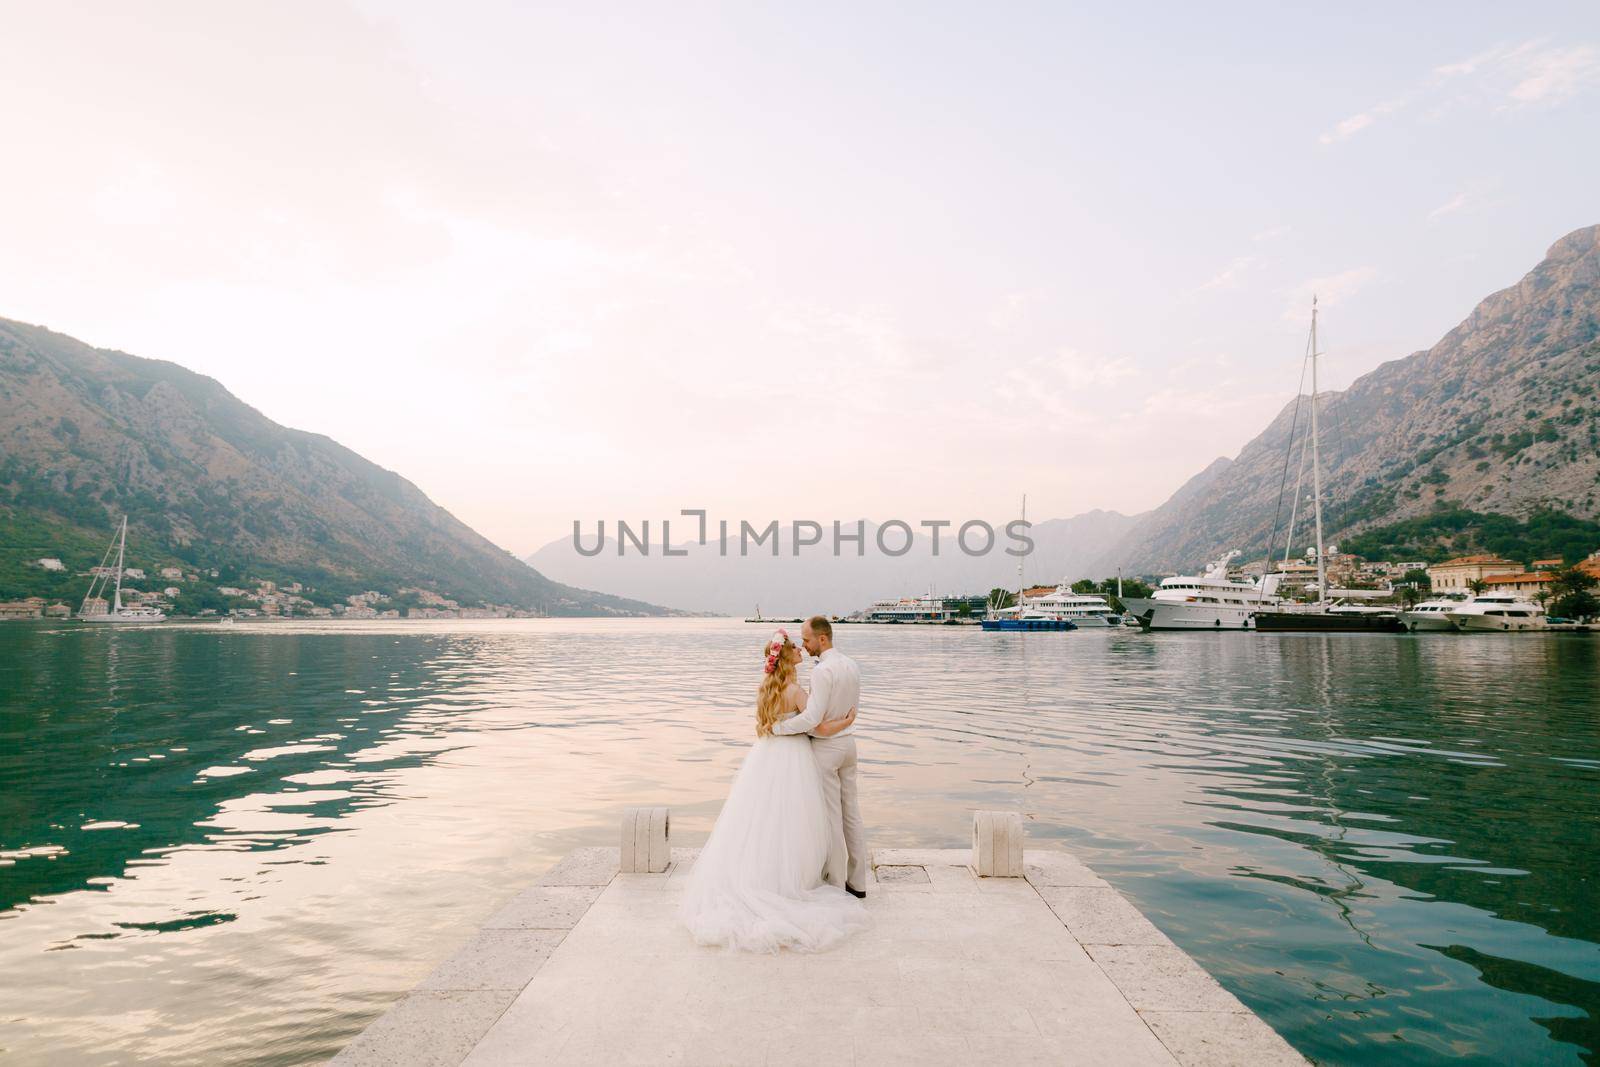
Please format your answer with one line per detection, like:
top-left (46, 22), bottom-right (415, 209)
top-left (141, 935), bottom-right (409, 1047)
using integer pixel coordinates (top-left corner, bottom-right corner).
top-left (809, 734), bottom-right (867, 891)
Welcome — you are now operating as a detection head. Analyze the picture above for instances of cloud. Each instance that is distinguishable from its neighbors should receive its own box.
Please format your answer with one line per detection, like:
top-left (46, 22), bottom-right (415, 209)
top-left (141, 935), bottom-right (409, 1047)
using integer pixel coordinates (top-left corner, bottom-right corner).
top-left (1426, 178), bottom-right (1501, 223)
top-left (1318, 99), bottom-right (1403, 144)
top-left (995, 348), bottom-right (1141, 421)
top-left (1321, 39), bottom-right (1600, 144)
top-left (1252, 225), bottom-right (1292, 243)
top-left (1195, 255), bottom-right (1258, 293)
top-left (1505, 44), bottom-right (1600, 107)
top-left (1283, 267), bottom-right (1377, 322)
top-left (1427, 191), bottom-right (1472, 221)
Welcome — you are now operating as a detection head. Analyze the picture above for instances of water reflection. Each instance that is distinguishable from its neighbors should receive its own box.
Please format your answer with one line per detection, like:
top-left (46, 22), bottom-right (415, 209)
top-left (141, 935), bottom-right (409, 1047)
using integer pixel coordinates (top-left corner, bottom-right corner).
top-left (0, 619), bottom-right (1596, 1064)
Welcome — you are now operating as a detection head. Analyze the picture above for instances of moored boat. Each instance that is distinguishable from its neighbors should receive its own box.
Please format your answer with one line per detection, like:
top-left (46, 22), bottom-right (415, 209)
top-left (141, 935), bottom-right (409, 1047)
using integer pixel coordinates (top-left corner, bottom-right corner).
top-left (76, 517), bottom-right (167, 624)
top-left (1024, 585), bottom-right (1122, 626)
top-left (1122, 552), bottom-right (1283, 631)
top-left (1444, 594), bottom-right (1548, 632)
top-left (1401, 595), bottom-right (1468, 632)
top-left (982, 495), bottom-right (1076, 633)
top-left (1254, 603), bottom-right (1405, 633)
top-left (1248, 298), bottom-right (1403, 635)
top-left (980, 611), bottom-right (1078, 632)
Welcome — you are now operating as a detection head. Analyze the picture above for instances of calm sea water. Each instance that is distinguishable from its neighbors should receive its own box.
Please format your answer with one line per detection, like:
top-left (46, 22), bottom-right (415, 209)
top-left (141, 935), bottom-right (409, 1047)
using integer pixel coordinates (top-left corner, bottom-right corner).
top-left (1, 618), bottom-right (1597, 1065)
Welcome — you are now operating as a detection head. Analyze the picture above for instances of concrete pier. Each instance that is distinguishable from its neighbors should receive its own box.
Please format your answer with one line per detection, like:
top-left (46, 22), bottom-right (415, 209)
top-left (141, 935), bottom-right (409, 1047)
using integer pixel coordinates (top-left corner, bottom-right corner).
top-left (331, 840), bottom-right (1304, 1065)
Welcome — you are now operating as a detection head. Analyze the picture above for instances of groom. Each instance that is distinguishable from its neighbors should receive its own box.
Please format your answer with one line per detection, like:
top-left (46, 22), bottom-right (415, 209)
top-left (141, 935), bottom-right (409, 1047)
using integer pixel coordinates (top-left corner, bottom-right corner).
top-left (770, 615), bottom-right (867, 897)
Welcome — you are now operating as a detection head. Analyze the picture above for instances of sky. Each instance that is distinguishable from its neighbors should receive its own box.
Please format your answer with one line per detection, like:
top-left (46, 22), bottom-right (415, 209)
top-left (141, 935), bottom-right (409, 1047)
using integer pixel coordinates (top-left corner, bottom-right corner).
top-left (3, 3), bottom-right (1598, 555)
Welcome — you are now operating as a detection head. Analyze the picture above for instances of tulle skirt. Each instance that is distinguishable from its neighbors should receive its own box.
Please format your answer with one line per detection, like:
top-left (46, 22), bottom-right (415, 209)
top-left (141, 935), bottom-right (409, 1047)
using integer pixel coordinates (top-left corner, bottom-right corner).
top-left (679, 733), bottom-right (870, 953)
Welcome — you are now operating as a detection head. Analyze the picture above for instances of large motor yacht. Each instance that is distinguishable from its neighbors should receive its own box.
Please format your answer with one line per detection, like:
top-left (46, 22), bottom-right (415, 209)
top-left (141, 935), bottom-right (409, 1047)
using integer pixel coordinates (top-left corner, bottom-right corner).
top-left (1122, 553), bottom-right (1283, 631)
top-left (1444, 594), bottom-right (1548, 632)
top-left (1401, 594), bottom-right (1468, 632)
top-left (1024, 585), bottom-right (1122, 626)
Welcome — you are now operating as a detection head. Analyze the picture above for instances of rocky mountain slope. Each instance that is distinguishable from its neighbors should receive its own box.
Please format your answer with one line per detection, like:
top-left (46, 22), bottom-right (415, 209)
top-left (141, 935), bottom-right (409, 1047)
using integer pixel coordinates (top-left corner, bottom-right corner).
top-left (0, 318), bottom-right (669, 614)
top-left (1094, 224), bottom-right (1600, 574)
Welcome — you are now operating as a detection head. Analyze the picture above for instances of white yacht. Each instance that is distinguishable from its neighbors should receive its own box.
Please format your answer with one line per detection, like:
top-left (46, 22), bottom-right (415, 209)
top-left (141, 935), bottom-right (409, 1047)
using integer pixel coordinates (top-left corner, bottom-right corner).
top-left (1024, 584), bottom-right (1122, 626)
top-left (866, 593), bottom-right (950, 623)
top-left (1401, 594), bottom-right (1468, 632)
top-left (77, 517), bottom-right (167, 624)
top-left (1122, 552), bottom-right (1283, 631)
top-left (1444, 594), bottom-right (1548, 633)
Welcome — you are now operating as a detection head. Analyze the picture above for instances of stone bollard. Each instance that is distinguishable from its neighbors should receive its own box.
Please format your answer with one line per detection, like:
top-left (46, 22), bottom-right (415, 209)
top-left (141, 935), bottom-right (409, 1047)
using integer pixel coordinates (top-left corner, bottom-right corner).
top-left (972, 810), bottom-right (1025, 877)
top-left (620, 806), bottom-right (671, 873)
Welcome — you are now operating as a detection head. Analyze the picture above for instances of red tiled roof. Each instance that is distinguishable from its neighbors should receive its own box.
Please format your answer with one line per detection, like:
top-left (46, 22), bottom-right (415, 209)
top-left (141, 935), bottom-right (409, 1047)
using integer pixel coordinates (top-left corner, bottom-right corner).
top-left (1435, 554), bottom-right (1521, 567)
top-left (1482, 572), bottom-right (1552, 586)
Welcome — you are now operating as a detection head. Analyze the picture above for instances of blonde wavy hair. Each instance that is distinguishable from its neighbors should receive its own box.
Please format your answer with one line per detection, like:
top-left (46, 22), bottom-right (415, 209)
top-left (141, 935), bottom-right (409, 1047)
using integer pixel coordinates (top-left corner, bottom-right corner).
top-left (756, 630), bottom-right (798, 737)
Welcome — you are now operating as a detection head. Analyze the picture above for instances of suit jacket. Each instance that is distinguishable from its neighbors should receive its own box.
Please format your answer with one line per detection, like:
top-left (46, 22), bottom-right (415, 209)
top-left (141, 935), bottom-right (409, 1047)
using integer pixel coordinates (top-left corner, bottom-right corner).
top-left (771, 647), bottom-right (859, 739)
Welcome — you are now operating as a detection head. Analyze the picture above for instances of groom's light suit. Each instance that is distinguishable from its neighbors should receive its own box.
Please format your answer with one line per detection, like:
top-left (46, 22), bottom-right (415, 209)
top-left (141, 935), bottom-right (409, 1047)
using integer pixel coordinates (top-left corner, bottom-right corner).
top-left (771, 647), bottom-right (867, 891)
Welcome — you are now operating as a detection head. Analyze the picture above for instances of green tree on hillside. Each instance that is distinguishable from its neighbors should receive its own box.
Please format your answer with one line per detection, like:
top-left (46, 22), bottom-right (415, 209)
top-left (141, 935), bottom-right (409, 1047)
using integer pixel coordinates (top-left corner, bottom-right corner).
top-left (1340, 508), bottom-right (1600, 565)
top-left (1550, 566), bottom-right (1599, 619)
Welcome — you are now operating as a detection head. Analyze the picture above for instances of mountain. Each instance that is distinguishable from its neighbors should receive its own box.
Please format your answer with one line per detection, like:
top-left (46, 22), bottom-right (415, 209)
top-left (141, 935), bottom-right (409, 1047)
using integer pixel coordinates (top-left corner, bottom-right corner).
top-left (526, 510), bottom-right (1143, 616)
top-left (1093, 224), bottom-right (1600, 574)
top-left (0, 317), bottom-right (671, 615)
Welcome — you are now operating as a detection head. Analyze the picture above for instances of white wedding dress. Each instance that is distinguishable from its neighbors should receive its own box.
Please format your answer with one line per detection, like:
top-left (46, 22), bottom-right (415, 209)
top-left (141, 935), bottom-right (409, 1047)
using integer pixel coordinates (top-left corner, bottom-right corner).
top-left (679, 713), bottom-right (870, 953)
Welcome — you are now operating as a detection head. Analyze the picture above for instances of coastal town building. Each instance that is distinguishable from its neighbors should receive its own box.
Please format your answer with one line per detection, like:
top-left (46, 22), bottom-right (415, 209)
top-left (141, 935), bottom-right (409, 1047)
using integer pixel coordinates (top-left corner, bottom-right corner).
top-left (34, 558), bottom-right (64, 571)
top-left (0, 599), bottom-right (46, 619)
top-left (1478, 553), bottom-right (1600, 601)
top-left (1481, 571), bottom-right (1557, 599)
top-left (159, 567), bottom-right (184, 580)
top-left (1427, 555), bottom-right (1523, 592)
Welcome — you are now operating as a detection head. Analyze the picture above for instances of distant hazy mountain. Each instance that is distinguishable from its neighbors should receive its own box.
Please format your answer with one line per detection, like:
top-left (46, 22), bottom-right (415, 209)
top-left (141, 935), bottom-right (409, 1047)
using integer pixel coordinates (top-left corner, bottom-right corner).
top-left (525, 510), bottom-right (1143, 616)
top-left (1094, 224), bottom-right (1600, 574)
top-left (0, 317), bottom-right (669, 615)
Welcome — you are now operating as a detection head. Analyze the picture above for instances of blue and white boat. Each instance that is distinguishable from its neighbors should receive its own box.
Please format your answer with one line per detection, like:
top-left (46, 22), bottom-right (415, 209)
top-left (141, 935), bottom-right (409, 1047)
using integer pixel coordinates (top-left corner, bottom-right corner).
top-left (980, 495), bottom-right (1076, 631)
top-left (980, 608), bottom-right (1077, 632)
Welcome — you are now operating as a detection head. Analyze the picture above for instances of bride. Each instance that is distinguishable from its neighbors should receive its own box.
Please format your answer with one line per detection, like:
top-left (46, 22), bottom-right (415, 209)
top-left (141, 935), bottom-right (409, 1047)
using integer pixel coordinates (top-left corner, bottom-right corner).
top-left (678, 628), bottom-right (870, 953)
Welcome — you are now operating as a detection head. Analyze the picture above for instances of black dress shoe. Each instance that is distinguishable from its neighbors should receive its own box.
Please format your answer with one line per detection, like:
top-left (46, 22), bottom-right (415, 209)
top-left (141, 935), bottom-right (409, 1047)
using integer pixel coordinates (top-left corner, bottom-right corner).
top-left (845, 884), bottom-right (867, 899)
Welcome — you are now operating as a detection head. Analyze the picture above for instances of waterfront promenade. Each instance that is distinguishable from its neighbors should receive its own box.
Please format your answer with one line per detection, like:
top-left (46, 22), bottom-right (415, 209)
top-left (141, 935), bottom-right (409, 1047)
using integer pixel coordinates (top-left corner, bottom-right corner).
top-left (331, 829), bottom-right (1305, 1065)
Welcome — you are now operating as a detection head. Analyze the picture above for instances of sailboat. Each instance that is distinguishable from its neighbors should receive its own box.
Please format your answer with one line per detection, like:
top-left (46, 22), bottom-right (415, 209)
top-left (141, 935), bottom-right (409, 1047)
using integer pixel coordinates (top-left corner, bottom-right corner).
top-left (981, 496), bottom-right (1076, 631)
top-left (77, 516), bottom-right (167, 623)
top-left (1253, 299), bottom-right (1402, 634)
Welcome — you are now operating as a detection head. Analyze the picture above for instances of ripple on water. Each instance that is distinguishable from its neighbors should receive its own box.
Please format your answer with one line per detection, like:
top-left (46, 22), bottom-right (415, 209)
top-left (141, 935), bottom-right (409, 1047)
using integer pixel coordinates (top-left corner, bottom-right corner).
top-left (0, 619), bottom-right (1596, 1065)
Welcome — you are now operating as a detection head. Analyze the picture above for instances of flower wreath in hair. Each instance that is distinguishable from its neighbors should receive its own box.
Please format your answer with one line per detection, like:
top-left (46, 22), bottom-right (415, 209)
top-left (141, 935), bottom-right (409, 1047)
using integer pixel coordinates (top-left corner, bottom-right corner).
top-left (763, 628), bottom-right (791, 674)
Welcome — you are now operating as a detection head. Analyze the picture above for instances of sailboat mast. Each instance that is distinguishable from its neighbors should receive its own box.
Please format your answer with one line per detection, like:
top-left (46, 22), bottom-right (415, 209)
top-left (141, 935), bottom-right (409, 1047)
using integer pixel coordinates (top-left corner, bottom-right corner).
top-left (1016, 495), bottom-right (1027, 608)
top-left (1309, 298), bottom-right (1327, 606)
top-left (113, 516), bottom-right (127, 613)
